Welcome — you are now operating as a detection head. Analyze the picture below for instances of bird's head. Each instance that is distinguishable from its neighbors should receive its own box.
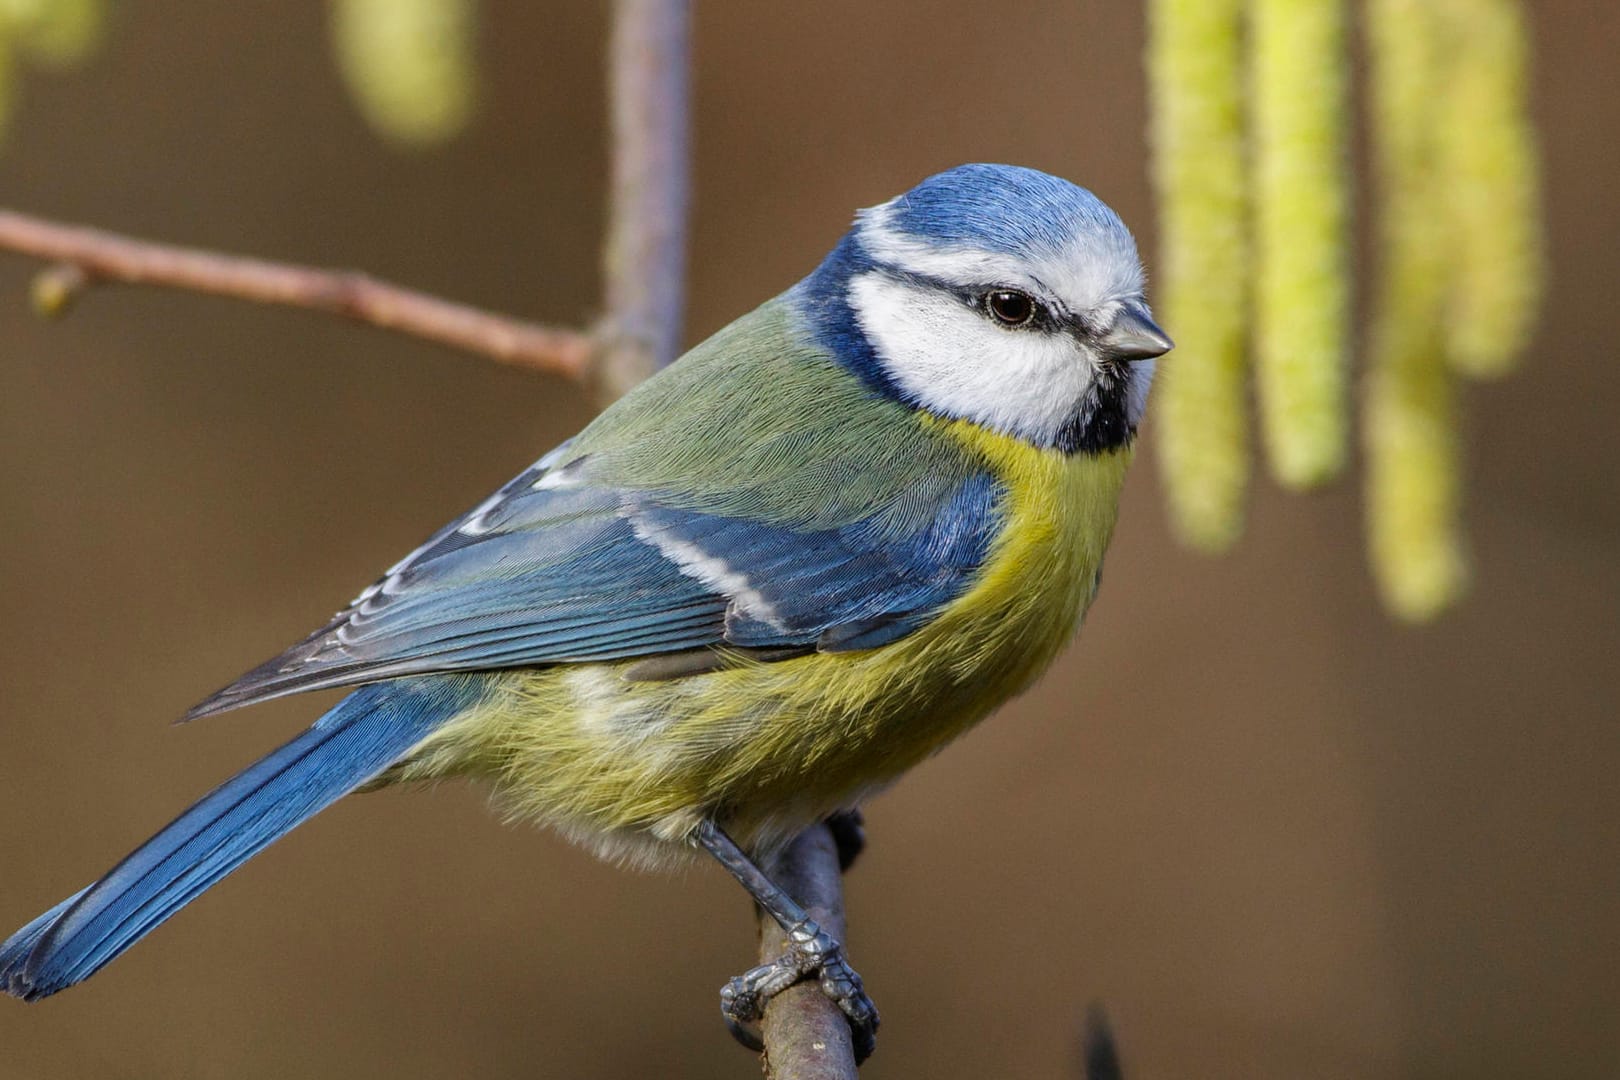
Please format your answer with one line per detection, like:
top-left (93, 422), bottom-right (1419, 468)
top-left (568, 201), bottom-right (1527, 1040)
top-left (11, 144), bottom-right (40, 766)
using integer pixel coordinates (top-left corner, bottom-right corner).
top-left (796, 163), bottom-right (1171, 454)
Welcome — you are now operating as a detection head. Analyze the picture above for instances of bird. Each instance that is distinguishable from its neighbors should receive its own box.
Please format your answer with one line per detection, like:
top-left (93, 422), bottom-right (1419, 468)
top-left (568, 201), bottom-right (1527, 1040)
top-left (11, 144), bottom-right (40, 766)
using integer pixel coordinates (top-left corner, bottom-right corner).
top-left (0, 163), bottom-right (1170, 1058)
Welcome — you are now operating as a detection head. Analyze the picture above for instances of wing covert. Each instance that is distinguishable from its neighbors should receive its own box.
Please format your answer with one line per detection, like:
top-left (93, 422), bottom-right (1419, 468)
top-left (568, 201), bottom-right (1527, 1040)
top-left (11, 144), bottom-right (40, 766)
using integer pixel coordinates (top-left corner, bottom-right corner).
top-left (187, 445), bottom-right (1002, 720)
top-left (188, 299), bottom-right (1008, 719)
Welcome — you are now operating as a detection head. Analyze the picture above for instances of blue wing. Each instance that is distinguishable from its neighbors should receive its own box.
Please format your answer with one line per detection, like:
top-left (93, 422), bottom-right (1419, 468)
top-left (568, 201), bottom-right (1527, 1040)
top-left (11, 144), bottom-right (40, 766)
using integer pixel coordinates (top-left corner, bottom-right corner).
top-left (187, 445), bottom-right (1001, 718)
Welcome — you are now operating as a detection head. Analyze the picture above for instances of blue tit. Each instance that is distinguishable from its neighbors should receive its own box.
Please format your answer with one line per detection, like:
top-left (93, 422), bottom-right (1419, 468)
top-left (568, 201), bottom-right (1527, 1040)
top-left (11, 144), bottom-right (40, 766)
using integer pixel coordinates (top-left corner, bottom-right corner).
top-left (0, 163), bottom-right (1170, 1056)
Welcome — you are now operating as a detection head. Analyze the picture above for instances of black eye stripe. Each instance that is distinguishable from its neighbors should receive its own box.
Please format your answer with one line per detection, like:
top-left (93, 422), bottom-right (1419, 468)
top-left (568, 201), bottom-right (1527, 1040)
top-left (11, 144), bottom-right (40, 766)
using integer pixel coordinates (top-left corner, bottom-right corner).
top-left (872, 267), bottom-right (1066, 331)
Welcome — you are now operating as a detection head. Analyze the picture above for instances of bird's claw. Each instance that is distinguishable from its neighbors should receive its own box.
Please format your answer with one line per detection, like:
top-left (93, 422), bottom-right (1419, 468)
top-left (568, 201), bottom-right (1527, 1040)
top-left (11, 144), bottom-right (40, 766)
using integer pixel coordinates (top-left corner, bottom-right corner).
top-left (719, 917), bottom-right (879, 1061)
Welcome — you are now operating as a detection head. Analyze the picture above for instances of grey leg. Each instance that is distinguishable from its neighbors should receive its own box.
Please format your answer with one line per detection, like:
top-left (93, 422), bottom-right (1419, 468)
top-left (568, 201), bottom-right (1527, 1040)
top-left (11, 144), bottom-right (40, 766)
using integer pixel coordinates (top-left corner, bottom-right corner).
top-left (695, 820), bottom-right (880, 1061)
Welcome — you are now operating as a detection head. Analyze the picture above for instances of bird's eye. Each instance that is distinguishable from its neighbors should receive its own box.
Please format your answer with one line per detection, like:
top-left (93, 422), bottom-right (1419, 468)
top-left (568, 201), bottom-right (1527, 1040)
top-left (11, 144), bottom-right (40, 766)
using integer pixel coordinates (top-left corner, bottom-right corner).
top-left (985, 289), bottom-right (1037, 327)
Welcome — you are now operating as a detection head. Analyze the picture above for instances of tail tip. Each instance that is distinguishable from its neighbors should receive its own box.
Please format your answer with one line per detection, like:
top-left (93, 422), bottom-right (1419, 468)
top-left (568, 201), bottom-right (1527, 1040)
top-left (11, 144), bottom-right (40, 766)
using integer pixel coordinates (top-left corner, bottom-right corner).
top-left (2, 949), bottom-right (72, 1003)
top-left (2, 889), bottom-right (89, 1002)
top-left (1, 956), bottom-right (42, 1002)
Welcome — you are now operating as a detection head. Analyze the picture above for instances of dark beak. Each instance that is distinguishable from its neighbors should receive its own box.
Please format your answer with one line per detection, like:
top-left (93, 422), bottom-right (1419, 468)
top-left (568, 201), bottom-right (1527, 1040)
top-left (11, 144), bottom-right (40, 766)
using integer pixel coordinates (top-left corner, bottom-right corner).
top-left (1098, 302), bottom-right (1173, 361)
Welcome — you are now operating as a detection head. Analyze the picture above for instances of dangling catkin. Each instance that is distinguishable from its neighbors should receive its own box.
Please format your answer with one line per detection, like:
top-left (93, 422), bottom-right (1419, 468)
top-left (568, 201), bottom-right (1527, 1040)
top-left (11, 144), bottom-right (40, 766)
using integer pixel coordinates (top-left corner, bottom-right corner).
top-left (1250, 0), bottom-right (1350, 489)
top-left (331, 0), bottom-right (476, 147)
top-left (1365, 0), bottom-right (1468, 620)
top-left (1434, 0), bottom-right (1543, 378)
top-left (1147, 0), bottom-right (1250, 551)
top-left (0, 25), bottom-right (14, 146)
top-left (1, 0), bottom-right (102, 68)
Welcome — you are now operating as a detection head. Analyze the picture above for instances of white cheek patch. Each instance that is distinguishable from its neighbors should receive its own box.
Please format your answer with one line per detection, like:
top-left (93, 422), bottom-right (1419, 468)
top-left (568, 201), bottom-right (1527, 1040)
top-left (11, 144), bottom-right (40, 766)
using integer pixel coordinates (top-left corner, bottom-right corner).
top-left (849, 271), bottom-right (1097, 447)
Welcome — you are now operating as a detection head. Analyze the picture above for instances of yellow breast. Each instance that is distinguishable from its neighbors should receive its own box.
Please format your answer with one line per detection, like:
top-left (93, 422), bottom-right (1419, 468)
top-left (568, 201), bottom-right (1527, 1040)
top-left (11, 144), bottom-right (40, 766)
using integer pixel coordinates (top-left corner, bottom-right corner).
top-left (909, 417), bottom-right (1133, 703)
top-left (399, 419), bottom-right (1134, 861)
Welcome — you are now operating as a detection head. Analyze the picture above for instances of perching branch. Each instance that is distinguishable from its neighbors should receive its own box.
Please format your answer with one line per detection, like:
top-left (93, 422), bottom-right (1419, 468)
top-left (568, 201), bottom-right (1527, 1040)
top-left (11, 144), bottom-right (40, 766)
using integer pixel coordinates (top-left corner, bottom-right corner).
top-left (0, 210), bottom-right (593, 379)
top-left (600, 6), bottom-right (862, 1073)
top-left (759, 824), bottom-right (862, 1080)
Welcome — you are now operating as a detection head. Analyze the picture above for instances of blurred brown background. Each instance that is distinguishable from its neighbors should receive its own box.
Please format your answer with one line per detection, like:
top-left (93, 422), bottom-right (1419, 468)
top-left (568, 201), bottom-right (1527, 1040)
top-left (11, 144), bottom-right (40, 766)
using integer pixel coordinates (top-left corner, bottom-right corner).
top-left (1, 4), bottom-right (1615, 1078)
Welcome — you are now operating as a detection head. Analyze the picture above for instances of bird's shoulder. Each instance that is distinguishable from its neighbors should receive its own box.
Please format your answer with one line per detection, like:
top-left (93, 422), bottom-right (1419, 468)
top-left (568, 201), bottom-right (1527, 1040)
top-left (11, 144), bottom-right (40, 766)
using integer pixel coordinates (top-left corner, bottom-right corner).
top-left (570, 294), bottom-right (984, 528)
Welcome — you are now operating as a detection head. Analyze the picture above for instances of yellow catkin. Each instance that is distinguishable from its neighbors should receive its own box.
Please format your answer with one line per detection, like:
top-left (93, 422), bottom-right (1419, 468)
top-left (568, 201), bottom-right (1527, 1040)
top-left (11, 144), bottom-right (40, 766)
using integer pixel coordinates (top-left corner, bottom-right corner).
top-left (1434, 0), bottom-right (1543, 378)
top-left (1147, 0), bottom-right (1250, 551)
top-left (0, 0), bottom-right (102, 68)
top-left (1250, 0), bottom-right (1350, 488)
top-left (0, 27), bottom-right (13, 146)
top-left (331, 0), bottom-right (476, 147)
top-left (1365, 0), bottom-right (1468, 620)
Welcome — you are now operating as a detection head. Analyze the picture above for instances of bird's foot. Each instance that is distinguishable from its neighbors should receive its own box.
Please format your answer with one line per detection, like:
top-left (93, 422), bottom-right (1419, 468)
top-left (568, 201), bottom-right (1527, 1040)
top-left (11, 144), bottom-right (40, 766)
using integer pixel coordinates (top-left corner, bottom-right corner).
top-left (719, 916), bottom-right (879, 1061)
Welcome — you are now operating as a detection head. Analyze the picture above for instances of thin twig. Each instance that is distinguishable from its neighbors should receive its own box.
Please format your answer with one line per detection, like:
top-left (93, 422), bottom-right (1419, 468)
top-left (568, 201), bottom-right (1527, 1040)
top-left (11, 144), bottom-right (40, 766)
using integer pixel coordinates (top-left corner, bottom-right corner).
top-left (0, 209), bottom-right (593, 378)
top-left (758, 825), bottom-right (861, 1080)
top-left (598, 0), bottom-right (691, 400)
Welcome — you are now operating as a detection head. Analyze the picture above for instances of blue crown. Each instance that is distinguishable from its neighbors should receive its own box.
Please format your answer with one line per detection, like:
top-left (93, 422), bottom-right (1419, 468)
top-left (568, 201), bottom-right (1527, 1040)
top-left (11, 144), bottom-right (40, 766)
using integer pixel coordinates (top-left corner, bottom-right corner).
top-left (876, 163), bottom-right (1128, 264)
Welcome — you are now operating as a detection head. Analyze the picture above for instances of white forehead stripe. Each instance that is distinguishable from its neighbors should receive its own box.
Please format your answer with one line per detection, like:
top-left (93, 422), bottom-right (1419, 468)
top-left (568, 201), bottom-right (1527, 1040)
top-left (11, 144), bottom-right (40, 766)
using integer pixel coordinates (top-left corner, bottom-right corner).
top-left (849, 272), bottom-right (1098, 448)
top-left (857, 202), bottom-right (1144, 313)
top-left (858, 211), bottom-right (1045, 290)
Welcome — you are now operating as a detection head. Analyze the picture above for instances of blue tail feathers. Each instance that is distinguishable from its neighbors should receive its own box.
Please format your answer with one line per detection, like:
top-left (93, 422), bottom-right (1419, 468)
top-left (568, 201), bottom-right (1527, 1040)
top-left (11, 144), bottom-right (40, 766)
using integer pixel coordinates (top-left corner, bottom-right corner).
top-left (1, 675), bottom-right (480, 1001)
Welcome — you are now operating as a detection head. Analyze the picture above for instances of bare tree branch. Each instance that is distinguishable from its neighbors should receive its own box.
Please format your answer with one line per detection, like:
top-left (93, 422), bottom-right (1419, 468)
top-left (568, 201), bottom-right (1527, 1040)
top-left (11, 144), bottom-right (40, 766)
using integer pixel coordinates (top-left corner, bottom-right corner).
top-left (0, 209), bottom-right (594, 378)
top-left (599, 0), bottom-right (691, 400)
top-left (758, 825), bottom-right (862, 1080)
